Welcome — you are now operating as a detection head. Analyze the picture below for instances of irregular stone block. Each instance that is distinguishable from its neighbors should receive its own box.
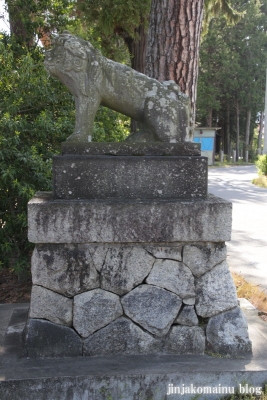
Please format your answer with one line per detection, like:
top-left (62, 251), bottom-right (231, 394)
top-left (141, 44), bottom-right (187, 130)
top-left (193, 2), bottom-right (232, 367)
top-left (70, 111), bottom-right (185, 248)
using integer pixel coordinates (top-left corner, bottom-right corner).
top-left (121, 285), bottom-right (182, 337)
top-left (73, 289), bottom-right (123, 338)
top-left (195, 261), bottom-right (238, 318)
top-left (83, 317), bottom-right (162, 356)
top-left (32, 244), bottom-right (100, 297)
top-left (29, 285), bottom-right (73, 326)
top-left (206, 307), bottom-right (252, 356)
top-left (98, 246), bottom-right (155, 295)
top-left (62, 142), bottom-right (201, 156)
top-left (28, 193), bottom-right (232, 243)
top-left (146, 259), bottom-right (195, 299)
top-left (183, 243), bottom-right (227, 277)
top-left (25, 319), bottom-right (82, 358)
top-left (175, 305), bottom-right (199, 326)
top-left (164, 326), bottom-right (205, 354)
top-left (146, 245), bottom-right (182, 261)
top-left (53, 155), bottom-right (208, 200)
top-left (183, 297), bottom-right (195, 305)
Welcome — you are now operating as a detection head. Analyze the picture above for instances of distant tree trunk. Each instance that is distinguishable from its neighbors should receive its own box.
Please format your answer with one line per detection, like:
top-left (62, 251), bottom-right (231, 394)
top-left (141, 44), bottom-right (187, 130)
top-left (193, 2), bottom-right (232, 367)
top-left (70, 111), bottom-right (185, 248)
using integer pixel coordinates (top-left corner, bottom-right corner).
top-left (124, 25), bottom-right (148, 133)
top-left (145, 0), bottom-right (204, 126)
top-left (258, 111), bottom-right (264, 150)
top-left (244, 109), bottom-right (251, 148)
top-left (7, 0), bottom-right (34, 47)
top-left (125, 25), bottom-right (148, 73)
top-left (236, 100), bottom-right (240, 160)
top-left (225, 104), bottom-right (231, 158)
top-left (206, 108), bottom-right (212, 127)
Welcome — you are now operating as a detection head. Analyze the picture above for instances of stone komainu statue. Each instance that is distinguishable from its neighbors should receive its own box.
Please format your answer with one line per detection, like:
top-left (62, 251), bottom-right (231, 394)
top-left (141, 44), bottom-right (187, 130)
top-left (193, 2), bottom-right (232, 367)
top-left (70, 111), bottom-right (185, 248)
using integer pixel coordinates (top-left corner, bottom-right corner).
top-left (45, 32), bottom-right (191, 143)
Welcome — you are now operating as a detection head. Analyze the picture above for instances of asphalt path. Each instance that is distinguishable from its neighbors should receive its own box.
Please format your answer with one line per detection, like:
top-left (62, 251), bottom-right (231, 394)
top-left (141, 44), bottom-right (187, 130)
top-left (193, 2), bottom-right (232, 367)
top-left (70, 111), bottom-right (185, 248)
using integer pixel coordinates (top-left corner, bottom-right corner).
top-left (208, 165), bottom-right (267, 290)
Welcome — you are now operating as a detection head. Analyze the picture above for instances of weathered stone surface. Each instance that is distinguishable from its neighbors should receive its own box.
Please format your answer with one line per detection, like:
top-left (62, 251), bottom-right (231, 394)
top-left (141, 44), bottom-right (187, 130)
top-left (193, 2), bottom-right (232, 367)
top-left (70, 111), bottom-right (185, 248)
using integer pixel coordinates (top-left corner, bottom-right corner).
top-left (183, 297), bottom-right (195, 305)
top-left (31, 244), bottom-right (100, 297)
top-left (45, 33), bottom-right (191, 144)
top-left (25, 318), bottom-right (82, 358)
top-left (73, 289), bottom-right (123, 338)
top-left (29, 285), bottom-right (73, 326)
top-left (183, 243), bottom-right (227, 277)
top-left (164, 326), bottom-right (205, 354)
top-left (146, 259), bottom-right (195, 299)
top-left (61, 142), bottom-right (201, 156)
top-left (83, 317), bottom-right (162, 356)
top-left (175, 305), bottom-right (199, 326)
top-left (96, 246), bottom-right (154, 295)
top-left (53, 155), bottom-right (207, 200)
top-left (28, 193), bottom-right (232, 243)
top-left (206, 307), bottom-right (252, 356)
top-left (121, 285), bottom-right (182, 337)
top-left (146, 245), bottom-right (182, 261)
top-left (195, 261), bottom-right (238, 318)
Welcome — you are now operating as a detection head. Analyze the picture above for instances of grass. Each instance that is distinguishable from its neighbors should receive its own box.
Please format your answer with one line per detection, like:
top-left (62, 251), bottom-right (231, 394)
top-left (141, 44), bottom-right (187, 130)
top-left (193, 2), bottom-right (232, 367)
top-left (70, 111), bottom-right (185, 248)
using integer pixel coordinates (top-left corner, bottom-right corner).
top-left (252, 175), bottom-right (267, 188)
top-left (232, 272), bottom-right (267, 313)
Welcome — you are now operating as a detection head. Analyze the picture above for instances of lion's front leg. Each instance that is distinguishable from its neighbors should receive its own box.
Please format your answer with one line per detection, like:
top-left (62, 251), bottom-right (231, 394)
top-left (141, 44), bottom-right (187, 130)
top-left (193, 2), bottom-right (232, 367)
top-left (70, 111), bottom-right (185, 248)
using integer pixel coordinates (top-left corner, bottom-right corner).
top-left (67, 94), bottom-right (100, 143)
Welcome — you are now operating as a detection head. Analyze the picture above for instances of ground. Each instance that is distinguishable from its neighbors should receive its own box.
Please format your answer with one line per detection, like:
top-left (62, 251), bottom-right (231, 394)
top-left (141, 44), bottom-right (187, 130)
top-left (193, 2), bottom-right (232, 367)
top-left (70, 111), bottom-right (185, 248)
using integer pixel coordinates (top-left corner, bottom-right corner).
top-left (0, 269), bottom-right (32, 303)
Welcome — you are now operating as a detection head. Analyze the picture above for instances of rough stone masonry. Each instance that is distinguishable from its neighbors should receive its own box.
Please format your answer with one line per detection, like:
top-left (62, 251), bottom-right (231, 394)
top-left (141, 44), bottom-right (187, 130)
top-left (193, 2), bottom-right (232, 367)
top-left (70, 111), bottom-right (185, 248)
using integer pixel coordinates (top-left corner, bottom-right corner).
top-left (24, 33), bottom-right (251, 358)
top-left (25, 144), bottom-right (251, 358)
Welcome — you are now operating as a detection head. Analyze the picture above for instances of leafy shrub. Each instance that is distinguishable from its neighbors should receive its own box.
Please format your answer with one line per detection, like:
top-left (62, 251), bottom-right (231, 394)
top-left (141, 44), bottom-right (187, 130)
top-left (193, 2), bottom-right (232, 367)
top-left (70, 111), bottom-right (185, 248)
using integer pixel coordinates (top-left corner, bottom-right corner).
top-left (0, 37), bottom-right (130, 276)
top-left (0, 40), bottom-right (75, 273)
top-left (255, 154), bottom-right (267, 176)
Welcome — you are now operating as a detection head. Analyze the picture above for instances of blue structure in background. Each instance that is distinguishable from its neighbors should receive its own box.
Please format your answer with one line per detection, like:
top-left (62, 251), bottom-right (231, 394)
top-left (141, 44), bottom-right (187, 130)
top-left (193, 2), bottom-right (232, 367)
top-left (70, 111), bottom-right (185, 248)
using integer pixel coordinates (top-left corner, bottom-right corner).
top-left (194, 127), bottom-right (220, 165)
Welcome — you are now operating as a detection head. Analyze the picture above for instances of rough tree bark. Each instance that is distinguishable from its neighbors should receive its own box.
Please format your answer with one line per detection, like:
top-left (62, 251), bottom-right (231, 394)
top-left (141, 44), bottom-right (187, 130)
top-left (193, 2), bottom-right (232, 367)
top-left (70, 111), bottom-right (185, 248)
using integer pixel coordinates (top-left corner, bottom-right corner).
top-left (225, 103), bottom-right (231, 158)
top-left (258, 111), bottom-right (264, 151)
top-left (125, 25), bottom-right (148, 74)
top-left (236, 100), bottom-right (240, 160)
top-left (124, 25), bottom-right (148, 133)
top-left (145, 0), bottom-right (204, 126)
top-left (7, 0), bottom-right (34, 47)
top-left (244, 109), bottom-right (251, 149)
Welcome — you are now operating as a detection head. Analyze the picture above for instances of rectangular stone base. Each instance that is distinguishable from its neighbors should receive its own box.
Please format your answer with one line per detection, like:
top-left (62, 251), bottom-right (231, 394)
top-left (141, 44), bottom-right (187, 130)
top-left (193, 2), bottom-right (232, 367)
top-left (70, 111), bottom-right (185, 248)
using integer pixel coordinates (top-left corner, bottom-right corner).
top-left (28, 193), bottom-right (232, 243)
top-left (53, 155), bottom-right (208, 200)
top-left (25, 193), bottom-right (252, 359)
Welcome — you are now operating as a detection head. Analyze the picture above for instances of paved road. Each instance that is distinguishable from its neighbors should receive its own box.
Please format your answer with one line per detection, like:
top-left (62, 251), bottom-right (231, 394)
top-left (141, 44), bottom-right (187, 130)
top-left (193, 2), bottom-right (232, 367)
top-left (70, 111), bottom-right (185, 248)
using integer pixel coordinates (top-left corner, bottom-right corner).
top-left (208, 165), bottom-right (267, 290)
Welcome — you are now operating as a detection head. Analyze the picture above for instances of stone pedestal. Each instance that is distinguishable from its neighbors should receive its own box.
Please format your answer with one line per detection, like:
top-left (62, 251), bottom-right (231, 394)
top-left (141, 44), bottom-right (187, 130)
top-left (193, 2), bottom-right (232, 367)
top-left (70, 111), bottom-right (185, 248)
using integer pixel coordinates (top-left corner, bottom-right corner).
top-left (25, 143), bottom-right (252, 358)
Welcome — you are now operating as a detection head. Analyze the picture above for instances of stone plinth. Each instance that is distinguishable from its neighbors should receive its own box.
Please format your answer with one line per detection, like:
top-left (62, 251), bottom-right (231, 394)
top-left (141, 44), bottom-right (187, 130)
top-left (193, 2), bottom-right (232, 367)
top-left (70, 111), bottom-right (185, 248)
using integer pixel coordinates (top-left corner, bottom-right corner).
top-left (25, 143), bottom-right (251, 358)
top-left (28, 193), bottom-right (231, 243)
top-left (53, 155), bottom-right (207, 200)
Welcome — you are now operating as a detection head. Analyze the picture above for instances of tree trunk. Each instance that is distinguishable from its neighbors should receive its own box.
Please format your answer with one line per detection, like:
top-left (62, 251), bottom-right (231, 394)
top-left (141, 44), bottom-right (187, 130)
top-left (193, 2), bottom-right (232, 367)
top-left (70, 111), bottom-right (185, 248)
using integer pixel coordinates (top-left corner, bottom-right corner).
top-left (236, 100), bottom-right (240, 160)
top-left (225, 104), bottom-right (231, 158)
top-left (206, 108), bottom-right (212, 127)
top-left (125, 25), bottom-right (148, 74)
top-left (7, 0), bottom-right (34, 47)
top-left (258, 111), bottom-right (264, 150)
top-left (124, 25), bottom-right (148, 133)
top-left (145, 0), bottom-right (204, 125)
top-left (244, 109), bottom-right (251, 149)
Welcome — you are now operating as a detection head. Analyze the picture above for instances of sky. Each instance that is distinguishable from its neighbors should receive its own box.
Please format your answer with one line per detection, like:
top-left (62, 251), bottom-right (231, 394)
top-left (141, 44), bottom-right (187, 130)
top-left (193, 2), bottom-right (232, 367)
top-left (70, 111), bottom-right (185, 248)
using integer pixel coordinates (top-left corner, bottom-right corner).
top-left (0, 0), bottom-right (10, 33)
